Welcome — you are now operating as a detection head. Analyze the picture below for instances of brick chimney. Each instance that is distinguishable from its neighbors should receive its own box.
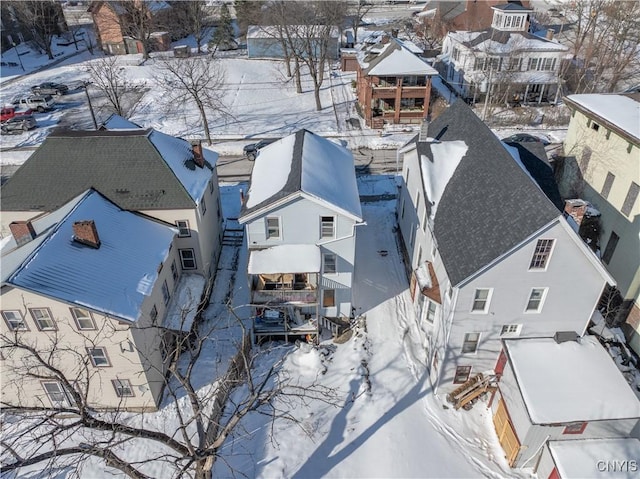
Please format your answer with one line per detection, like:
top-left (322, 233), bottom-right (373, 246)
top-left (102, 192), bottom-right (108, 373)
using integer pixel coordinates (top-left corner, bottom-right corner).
top-left (564, 199), bottom-right (587, 225)
top-left (9, 220), bottom-right (36, 247)
top-left (546, 29), bottom-right (554, 41)
top-left (73, 220), bottom-right (101, 249)
top-left (192, 141), bottom-right (205, 168)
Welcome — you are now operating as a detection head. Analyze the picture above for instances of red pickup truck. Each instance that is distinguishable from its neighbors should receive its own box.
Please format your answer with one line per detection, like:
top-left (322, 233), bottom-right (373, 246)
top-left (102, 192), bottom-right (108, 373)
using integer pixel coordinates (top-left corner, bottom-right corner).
top-left (1, 106), bottom-right (34, 122)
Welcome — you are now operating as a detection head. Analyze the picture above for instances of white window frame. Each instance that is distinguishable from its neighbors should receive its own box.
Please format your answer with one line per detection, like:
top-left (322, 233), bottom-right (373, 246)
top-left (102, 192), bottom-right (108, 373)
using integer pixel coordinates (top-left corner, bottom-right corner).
top-left (462, 333), bottom-right (480, 354)
top-left (87, 347), bottom-right (110, 367)
top-left (525, 287), bottom-right (548, 313)
top-left (179, 248), bottom-right (197, 270)
top-left (266, 217), bottom-right (280, 239)
top-left (320, 216), bottom-right (335, 239)
top-left (70, 307), bottom-right (96, 330)
top-left (30, 307), bottom-right (56, 331)
top-left (529, 239), bottom-right (555, 270)
top-left (2, 310), bottom-right (28, 331)
top-left (425, 300), bottom-right (437, 323)
top-left (471, 288), bottom-right (492, 313)
top-left (323, 253), bottom-right (337, 274)
top-left (112, 379), bottom-right (135, 398)
top-left (175, 220), bottom-right (190, 237)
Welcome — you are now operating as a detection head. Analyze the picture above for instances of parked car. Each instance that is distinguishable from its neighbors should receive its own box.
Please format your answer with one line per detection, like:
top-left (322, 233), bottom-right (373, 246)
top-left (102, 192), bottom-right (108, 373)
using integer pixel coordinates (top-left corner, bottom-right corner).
top-left (13, 95), bottom-right (55, 112)
top-left (502, 133), bottom-right (550, 146)
top-left (1, 115), bottom-right (37, 133)
top-left (31, 82), bottom-right (69, 96)
top-left (244, 139), bottom-right (278, 160)
top-left (0, 106), bottom-right (33, 122)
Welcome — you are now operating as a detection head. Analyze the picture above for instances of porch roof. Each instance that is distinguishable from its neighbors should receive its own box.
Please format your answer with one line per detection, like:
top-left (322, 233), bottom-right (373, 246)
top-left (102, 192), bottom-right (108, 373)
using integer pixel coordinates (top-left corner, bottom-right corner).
top-left (504, 336), bottom-right (640, 424)
top-left (248, 245), bottom-right (321, 274)
top-left (549, 438), bottom-right (640, 479)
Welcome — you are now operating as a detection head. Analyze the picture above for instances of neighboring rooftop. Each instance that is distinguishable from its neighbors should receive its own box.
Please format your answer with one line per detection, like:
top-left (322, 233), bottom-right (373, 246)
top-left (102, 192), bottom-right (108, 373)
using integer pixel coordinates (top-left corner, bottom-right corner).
top-left (565, 93), bottom-right (640, 144)
top-left (415, 100), bottom-right (561, 285)
top-left (248, 244), bottom-right (321, 274)
top-left (240, 129), bottom-right (362, 222)
top-left (548, 438), bottom-right (640, 479)
top-left (3, 189), bottom-right (176, 322)
top-left (359, 38), bottom-right (438, 76)
top-left (1, 128), bottom-right (217, 212)
top-left (504, 336), bottom-right (640, 424)
top-left (449, 28), bottom-right (568, 53)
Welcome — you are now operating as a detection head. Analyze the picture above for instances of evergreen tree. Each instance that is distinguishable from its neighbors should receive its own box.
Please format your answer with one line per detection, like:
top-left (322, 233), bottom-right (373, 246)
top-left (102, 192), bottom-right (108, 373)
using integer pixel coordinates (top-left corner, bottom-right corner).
top-left (209, 3), bottom-right (236, 52)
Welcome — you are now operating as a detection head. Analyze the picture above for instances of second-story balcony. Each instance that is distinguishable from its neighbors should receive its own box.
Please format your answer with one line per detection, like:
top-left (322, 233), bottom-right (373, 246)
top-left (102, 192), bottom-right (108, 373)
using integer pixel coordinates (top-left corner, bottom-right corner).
top-left (251, 272), bottom-right (318, 304)
top-left (248, 244), bottom-right (321, 305)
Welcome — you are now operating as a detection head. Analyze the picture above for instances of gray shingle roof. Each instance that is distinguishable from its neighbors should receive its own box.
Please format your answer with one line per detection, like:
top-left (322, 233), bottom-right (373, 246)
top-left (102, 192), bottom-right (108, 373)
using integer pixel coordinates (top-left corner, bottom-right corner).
top-left (1, 129), bottom-right (211, 212)
top-left (418, 100), bottom-right (561, 285)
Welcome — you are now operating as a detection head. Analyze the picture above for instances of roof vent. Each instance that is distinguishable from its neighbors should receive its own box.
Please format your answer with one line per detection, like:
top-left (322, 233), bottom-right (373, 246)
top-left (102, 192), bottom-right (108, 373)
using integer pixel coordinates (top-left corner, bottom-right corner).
top-left (73, 220), bottom-right (101, 249)
top-left (554, 331), bottom-right (579, 344)
top-left (9, 220), bottom-right (36, 247)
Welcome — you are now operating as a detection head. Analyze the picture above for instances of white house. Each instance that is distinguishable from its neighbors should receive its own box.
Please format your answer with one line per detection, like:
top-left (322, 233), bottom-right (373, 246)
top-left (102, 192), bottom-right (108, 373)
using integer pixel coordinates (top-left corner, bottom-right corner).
top-left (492, 336), bottom-right (640, 468)
top-left (0, 122), bottom-right (223, 282)
top-left (1, 189), bottom-right (205, 411)
top-left (439, 2), bottom-right (569, 104)
top-left (396, 99), bottom-right (615, 394)
top-left (238, 129), bottom-right (363, 342)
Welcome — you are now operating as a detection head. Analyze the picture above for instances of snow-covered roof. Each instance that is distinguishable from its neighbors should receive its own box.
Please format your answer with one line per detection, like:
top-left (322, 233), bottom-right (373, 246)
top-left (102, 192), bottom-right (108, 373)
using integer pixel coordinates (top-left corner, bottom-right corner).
top-left (148, 130), bottom-right (216, 205)
top-left (163, 273), bottom-right (206, 332)
top-left (448, 29), bottom-right (568, 53)
top-left (4, 189), bottom-right (177, 323)
top-left (420, 140), bottom-right (468, 219)
top-left (504, 336), bottom-right (640, 424)
top-left (566, 94), bottom-right (640, 143)
top-left (549, 438), bottom-right (640, 479)
top-left (248, 245), bottom-right (321, 274)
top-left (240, 130), bottom-right (362, 222)
top-left (361, 38), bottom-right (438, 76)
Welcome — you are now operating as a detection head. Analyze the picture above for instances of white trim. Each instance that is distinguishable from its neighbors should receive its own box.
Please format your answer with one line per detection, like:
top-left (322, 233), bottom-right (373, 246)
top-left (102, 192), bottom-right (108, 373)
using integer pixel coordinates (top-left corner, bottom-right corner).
top-left (524, 287), bottom-right (548, 313)
top-left (470, 287), bottom-right (493, 313)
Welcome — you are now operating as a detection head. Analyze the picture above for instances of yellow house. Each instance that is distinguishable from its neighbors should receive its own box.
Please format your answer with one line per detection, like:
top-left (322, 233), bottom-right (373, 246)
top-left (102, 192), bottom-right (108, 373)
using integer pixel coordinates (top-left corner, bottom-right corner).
top-left (562, 93), bottom-right (640, 354)
top-left (1, 190), bottom-right (205, 411)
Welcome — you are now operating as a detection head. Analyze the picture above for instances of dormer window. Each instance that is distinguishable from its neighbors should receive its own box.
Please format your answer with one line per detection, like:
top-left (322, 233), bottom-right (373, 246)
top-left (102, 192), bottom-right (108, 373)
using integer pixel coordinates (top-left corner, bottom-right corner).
top-left (491, 7), bottom-right (529, 32)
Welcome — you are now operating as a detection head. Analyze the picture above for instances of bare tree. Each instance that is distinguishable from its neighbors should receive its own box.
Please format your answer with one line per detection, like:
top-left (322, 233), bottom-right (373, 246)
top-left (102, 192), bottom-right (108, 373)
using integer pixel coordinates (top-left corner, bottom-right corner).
top-left (346, 0), bottom-right (372, 45)
top-left (155, 56), bottom-right (230, 145)
top-left (561, 0), bottom-right (640, 93)
top-left (267, 1), bottom-right (348, 111)
top-left (172, 1), bottom-right (214, 54)
top-left (7, 0), bottom-right (65, 60)
top-left (85, 56), bottom-right (146, 118)
top-left (0, 305), bottom-right (338, 479)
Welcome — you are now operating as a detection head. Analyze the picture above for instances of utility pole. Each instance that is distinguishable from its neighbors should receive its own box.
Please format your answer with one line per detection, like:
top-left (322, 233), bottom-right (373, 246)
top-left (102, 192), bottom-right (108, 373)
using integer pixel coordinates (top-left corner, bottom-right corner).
top-left (12, 43), bottom-right (25, 72)
top-left (481, 65), bottom-right (493, 121)
top-left (83, 81), bottom-right (98, 130)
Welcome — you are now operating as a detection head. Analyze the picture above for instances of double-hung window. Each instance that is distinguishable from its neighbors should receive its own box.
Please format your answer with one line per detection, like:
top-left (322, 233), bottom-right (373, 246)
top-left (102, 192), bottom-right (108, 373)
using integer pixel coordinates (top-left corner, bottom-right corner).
top-left (526, 288), bottom-right (547, 312)
top-left (471, 288), bottom-right (492, 313)
top-left (87, 347), bottom-right (110, 367)
top-left (30, 308), bottom-right (56, 331)
top-left (162, 280), bottom-right (170, 305)
top-left (179, 249), bottom-right (197, 269)
top-left (42, 381), bottom-right (72, 407)
top-left (462, 333), bottom-right (480, 354)
top-left (176, 220), bottom-right (190, 237)
top-left (266, 217), bottom-right (280, 239)
top-left (2, 310), bottom-right (28, 331)
top-left (323, 253), bottom-right (337, 274)
top-left (112, 379), bottom-right (135, 398)
top-left (70, 307), bottom-right (96, 330)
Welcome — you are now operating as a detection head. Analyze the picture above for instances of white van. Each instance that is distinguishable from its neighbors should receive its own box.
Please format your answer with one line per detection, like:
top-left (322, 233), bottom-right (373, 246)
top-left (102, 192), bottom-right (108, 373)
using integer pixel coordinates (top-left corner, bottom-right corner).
top-left (13, 95), bottom-right (55, 112)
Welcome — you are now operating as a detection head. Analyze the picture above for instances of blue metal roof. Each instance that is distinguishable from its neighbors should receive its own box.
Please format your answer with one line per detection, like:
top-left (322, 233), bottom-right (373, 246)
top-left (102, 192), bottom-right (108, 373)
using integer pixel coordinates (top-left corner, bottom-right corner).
top-left (8, 190), bottom-right (176, 322)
